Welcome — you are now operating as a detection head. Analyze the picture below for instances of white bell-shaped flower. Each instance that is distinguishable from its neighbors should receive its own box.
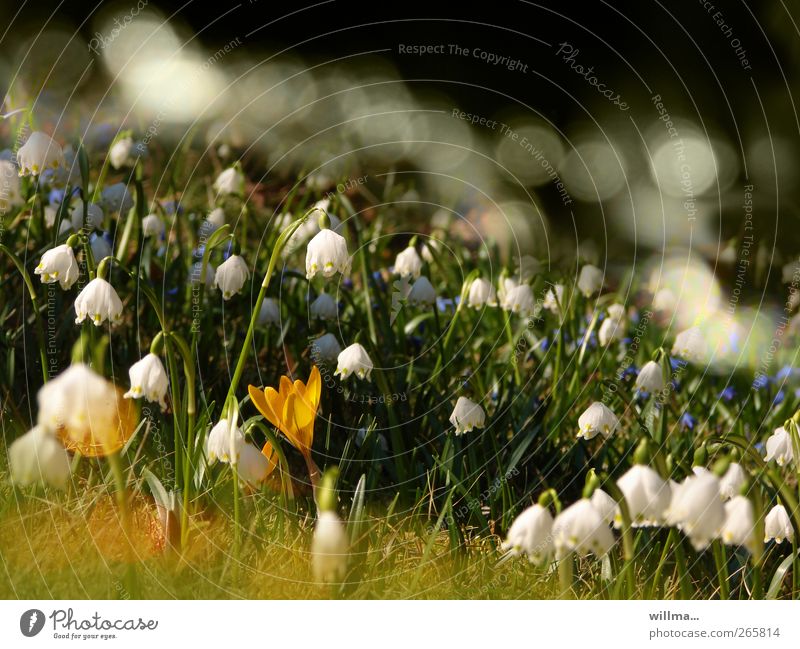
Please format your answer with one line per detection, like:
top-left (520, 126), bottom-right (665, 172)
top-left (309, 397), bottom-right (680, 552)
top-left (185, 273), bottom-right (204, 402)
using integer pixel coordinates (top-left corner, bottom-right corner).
top-left (577, 264), bottom-right (603, 296)
top-left (765, 426), bottom-right (794, 467)
top-left (141, 214), bottom-right (164, 238)
top-left (671, 326), bottom-right (706, 363)
top-left (719, 462), bottom-right (746, 500)
top-left (123, 353), bottom-right (168, 409)
top-left (213, 167), bottom-right (244, 195)
top-left (635, 360), bottom-right (664, 393)
top-left (312, 511), bottom-right (349, 583)
top-left (502, 284), bottom-right (536, 317)
top-left (310, 333), bottom-right (342, 362)
top-left (407, 276), bottom-right (436, 307)
top-left (9, 426), bottom-right (71, 489)
top-left (590, 488), bottom-right (617, 526)
top-left (552, 498), bottom-right (614, 558)
top-left (577, 402), bottom-right (619, 440)
top-left (206, 417), bottom-right (245, 465)
top-left (214, 254), bottom-right (249, 299)
top-left (306, 228), bottom-right (351, 280)
top-left (665, 471), bottom-right (725, 550)
top-left (74, 277), bottom-right (123, 326)
top-left (543, 284), bottom-right (565, 314)
top-left (501, 504), bottom-right (554, 564)
top-left (449, 396), bottom-right (486, 435)
top-left (109, 136), bottom-right (135, 169)
top-left (36, 363), bottom-right (127, 452)
top-left (17, 132), bottom-right (64, 176)
top-left (615, 465), bottom-right (671, 527)
top-left (497, 277), bottom-right (518, 306)
top-left (335, 343), bottom-right (373, 381)
top-left (467, 277), bottom-right (497, 308)
top-left (721, 495), bottom-right (757, 553)
top-left (394, 246), bottom-right (423, 278)
top-left (310, 293), bottom-right (338, 320)
top-left (764, 504), bottom-right (794, 544)
top-left (237, 443), bottom-right (272, 487)
top-left (35, 244), bottom-right (79, 290)
top-left (258, 298), bottom-right (281, 326)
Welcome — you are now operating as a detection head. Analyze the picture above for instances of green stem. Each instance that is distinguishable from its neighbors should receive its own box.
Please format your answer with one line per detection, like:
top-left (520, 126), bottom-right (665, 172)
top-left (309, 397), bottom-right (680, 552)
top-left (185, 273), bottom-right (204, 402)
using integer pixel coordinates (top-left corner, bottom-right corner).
top-left (712, 541), bottom-right (730, 599)
top-left (0, 244), bottom-right (49, 384)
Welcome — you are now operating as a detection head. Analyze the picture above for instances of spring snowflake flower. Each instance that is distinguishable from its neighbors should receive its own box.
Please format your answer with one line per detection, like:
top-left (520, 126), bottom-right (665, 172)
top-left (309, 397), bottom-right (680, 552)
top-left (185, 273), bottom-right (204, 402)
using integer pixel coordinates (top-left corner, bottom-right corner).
top-left (189, 261), bottom-right (216, 289)
top-left (109, 136), bottom-right (135, 169)
top-left (598, 314), bottom-right (624, 346)
top-left (123, 353), bottom-right (168, 409)
top-left (306, 229), bottom-right (351, 280)
top-left (615, 465), bottom-right (671, 527)
top-left (719, 462), bottom-right (746, 500)
top-left (394, 245), bottom-right (423, 278)
top-left (501, 504), bottom-right (554, 564)
top-left (258, 298), bottom-right (281, 326)
top-left (665, 471), bottom-right (725, 550)
top-left (335, 343), bottom-right (373, 381)
top-left (213, 167), bottom-right (244, 195)
top-left (214, 254), bottom-right (249, 299)
top-left (552, 498), bottom-right (614, 559)
top-left (74, 278), bottom-right (123, 326)
top-left (497, 277), bottom-right (518, 306)
top-left (99, 182), bottom-right (133, 214)
top-left (502, 284), bottom-right (536, 317)
top-left (17, 132), bottom-right (64, 176)
top-left (312, 511), bottom-right (349, 583)
top-left (407, 276), bottom-right (436, 307)
top-left (310, 333), bottom-right (342, 362)
top-left (70, 199), bottom-right (104, 230)
top-left (206, 417), bottom-right (245, 465)
top-left (449, 396), bottom-right (486, 434)
top-left (142, 214), bottom-right (164, 238)
top-left (577, 264), bottom-right (603, 296)
top-left (9, 426), bottom-right (71, 489)
top-left (543, 284), bottom-right (565, 314)
top-left (310, 293), bottom-right (338, 321)
top-left (35, 244), bottom-right (79, 290)
top-left (635, 360), bottom-right (664, 393)
top-left (590, 488), bottom-right (617, 526)
top-left (467, 277), bottom-right (497, 308)
top-left (764, 504), bottom-right (794, 543)
top-left (237, 442), bottom-right (276, 488)
top-left (577, 402), bottom-right (619, 440)
top-left (721, 495), bottom-right (757, 553)
top-left (37, 363), bottom-right (135, 457)
top-left (671, 326), bottom-right (705, 363)
top-left (765, 426), bottom-right (794, 466)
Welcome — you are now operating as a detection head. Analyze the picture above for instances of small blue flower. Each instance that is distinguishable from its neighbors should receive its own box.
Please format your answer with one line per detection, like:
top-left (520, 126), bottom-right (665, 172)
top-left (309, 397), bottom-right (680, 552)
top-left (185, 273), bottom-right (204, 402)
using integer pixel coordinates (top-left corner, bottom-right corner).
top-left (680, 412), bottom-right (697, 430)
top-left (436, 297), bottom-right (455, 313)
top-left (752, 374), bottom-right (769, 390)
top-left (622, 365), bottom-right (638, 380)
top-left (773, 390), bottom-right (785, 406)
top-left (720, 386), bottom-right (735, 402)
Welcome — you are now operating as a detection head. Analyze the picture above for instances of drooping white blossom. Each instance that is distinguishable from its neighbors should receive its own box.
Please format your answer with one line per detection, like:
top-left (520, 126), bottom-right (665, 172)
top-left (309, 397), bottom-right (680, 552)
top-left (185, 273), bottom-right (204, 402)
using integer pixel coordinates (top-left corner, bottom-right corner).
top-left (501, 504), bottom-right (554, 564)
top-left (335, 343), bottom-right (373, 381)
top-left (449, 397), bottom-right (486, 435)
top-left (123, 353), bottom-right (168, 409)
top-left (74, 278), bottom-right (123, 326)
top-left (35, 244), bottom-right (79, 290)
top-left (577, 402), bottom-right (619, 440)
